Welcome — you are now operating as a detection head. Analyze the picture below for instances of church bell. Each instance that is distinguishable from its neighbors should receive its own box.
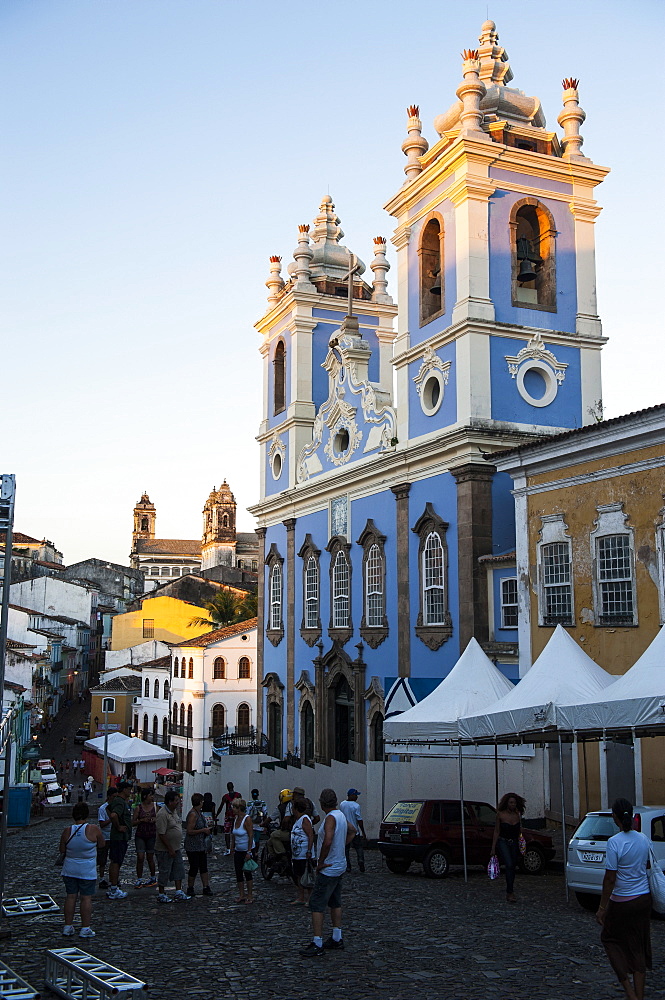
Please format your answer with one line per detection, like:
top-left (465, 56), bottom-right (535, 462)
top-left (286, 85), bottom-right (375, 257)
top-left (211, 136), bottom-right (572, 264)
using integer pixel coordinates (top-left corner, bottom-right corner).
top-left (516, 257), bottom-right (538, 284)
top-left (429, 270), bottom-right (442, 296)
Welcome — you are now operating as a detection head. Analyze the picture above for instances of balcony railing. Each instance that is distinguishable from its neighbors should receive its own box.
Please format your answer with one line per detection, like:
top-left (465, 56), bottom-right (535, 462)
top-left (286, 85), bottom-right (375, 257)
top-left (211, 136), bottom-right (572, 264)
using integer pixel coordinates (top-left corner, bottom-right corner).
top-left (211, 726), bottom-right (269, 755)
top-left (141, 734), bottom-right (170, 749)
top-left (169, 724), bottom-right (193, 738)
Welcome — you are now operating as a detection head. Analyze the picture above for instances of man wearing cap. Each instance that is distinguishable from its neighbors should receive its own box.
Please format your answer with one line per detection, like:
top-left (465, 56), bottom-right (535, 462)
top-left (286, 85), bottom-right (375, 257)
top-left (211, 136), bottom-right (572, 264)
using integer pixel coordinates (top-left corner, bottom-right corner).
top-left (293, 786), bottom-right (320, 827)
top-left (299, 788), bottom-right (356, 958)
top-left (340, 789), bottom-right (366, 873)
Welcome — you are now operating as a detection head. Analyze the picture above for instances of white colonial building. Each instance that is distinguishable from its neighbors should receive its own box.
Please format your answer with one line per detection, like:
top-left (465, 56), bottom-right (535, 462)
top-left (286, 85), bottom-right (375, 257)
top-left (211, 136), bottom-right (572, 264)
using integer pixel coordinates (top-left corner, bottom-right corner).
top-left (132, 654), bottom-right (172, 750)
top-left (170, 618), bottom-right (258, 773)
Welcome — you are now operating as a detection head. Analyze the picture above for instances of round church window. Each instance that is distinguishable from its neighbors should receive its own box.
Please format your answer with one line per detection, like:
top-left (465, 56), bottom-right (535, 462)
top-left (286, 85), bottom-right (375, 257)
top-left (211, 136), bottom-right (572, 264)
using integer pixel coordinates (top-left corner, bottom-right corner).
top-left (271, 452), bottom-right (282, 480)
top-left (516, 359), bottom-right (558, 408)
top-left (420, 371), bottom-right (444, 416)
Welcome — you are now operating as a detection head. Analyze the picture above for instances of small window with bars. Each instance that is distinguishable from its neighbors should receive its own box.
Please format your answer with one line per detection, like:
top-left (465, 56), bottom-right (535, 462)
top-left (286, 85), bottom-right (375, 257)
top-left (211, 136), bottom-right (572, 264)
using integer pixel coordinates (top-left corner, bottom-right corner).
top-left (597, 534), bottom-right (634, 624)
top-left (500, 577), bottom-right (518, 628)
top-left (541, 542), bottom-right (573, 625)
top-left (143, 619), bottom-right (155, 639)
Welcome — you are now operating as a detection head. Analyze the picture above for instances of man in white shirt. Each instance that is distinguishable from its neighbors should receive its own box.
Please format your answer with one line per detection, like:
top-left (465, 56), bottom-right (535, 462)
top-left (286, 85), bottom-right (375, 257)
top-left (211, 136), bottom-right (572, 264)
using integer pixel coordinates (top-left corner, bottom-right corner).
top-left (299, 788), bottom-right (356, 958)
top-left (96, 786), bottom-right (114, 889)
top-left (339, 789), bottom-right (366, 873)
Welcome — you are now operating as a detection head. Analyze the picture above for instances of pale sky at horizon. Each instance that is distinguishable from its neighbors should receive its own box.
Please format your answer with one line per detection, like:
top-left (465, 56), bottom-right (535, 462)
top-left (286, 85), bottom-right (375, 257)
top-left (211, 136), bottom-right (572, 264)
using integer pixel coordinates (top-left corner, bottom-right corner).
top-left (2, 0), bottom-right (663, 567)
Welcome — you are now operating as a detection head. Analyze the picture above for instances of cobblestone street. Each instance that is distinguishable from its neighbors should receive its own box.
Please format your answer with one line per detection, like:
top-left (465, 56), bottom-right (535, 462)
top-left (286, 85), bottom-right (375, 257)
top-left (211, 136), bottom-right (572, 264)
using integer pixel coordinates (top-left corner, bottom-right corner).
top-left (1, 822), bottom-right (664, 1000)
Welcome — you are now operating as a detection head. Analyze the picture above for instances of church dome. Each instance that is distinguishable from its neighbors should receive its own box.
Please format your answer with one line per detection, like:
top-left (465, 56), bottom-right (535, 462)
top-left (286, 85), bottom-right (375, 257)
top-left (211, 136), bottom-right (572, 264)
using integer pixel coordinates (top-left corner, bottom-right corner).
top-left (287, 196), bottom-right (365, 282)
top-left (434, 20), bottom-right (545, 137)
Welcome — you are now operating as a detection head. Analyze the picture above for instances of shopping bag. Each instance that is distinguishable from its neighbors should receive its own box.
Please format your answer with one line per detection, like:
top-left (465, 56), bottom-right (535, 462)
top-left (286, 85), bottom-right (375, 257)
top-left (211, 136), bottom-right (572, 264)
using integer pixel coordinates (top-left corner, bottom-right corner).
top-left (487, 855), bottom-right (500, 880)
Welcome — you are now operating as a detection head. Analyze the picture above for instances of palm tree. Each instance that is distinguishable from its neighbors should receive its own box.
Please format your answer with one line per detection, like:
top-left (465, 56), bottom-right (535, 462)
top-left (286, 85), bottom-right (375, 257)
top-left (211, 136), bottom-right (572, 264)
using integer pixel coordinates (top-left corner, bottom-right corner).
top-left (189, 587), bottom-right (257, 630)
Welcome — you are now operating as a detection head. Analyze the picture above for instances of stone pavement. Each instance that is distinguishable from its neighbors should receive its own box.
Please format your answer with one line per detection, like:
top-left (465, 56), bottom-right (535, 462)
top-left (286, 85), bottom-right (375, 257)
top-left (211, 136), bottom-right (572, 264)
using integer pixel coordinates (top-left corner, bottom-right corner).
top-left (1, 823), bottom-right (663, 1000)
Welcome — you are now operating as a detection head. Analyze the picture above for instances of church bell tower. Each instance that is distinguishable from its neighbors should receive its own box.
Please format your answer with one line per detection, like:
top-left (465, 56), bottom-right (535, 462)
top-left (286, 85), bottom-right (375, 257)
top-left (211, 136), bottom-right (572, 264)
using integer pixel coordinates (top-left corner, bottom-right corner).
top-left (201, 480), bottom-right (237, 570)
top-left (132, 493), bottom-right (156, 545)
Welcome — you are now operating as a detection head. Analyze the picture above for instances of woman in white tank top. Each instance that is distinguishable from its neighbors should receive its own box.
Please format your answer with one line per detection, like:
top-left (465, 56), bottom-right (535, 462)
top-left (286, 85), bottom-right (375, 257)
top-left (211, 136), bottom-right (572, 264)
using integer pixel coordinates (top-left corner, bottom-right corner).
top-left (231, 799), bottom-right (254, 904)
top-left (59, 802), bottom-right (105, 939)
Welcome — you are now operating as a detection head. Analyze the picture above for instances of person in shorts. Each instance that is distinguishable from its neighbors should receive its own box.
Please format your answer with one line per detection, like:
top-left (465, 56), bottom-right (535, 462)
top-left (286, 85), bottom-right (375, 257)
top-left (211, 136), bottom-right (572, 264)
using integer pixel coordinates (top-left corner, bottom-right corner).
top-left (60, 801), bottom-right (105, 939)
top-left (96, 786), bottom-right (115, 889)
top-left (300, 788), bottom-right (356, 957)
top-left (132, 788), bottom-right (157, 887)
top-left (291, 796), bottom-right (314, 905)
top-left (107, 781), bottom-right (133, 900)
top-left (155, 789), bottom-right (188, 903)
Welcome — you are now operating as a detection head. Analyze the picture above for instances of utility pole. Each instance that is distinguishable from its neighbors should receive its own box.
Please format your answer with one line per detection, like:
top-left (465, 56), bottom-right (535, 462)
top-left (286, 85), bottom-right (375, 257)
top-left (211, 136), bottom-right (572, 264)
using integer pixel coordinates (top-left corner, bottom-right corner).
top-left (0, 475), bottom-right (16, 922)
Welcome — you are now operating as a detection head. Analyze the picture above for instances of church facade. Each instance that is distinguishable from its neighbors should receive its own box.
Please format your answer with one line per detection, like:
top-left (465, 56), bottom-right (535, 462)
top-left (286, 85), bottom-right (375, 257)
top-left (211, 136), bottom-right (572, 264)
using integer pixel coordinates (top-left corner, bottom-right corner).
top-left (130, 483), bottom-right (259, 587)
top-left (249, 22), bottom-right (609, 764)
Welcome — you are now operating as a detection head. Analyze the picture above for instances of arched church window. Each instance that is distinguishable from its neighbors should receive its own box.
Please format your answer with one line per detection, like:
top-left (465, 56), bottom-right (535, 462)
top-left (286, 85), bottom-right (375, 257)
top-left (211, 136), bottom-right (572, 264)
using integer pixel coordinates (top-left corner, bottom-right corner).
top-left (511, 200), bottom-right (556, 311)
top-left (238, 656), bottom-right (250, 679)
top-left (188, 657), bottom-right (194, 679)
top-left (213, 656), bottom-right (225, 679)
top-left (163, 680), bottom-right (169, 700)
top-left (141, 517), bottom-right (149, 532)
top-left (162, 717), bottom-right (168, 745)
top-left (144, 678), bottom-right (149, 698)
top-left (172, 702), bottom-right (178, 728)
top-left (299, 535), bottom-right (321, 645)
top-left (152, 715), bottom-right (158, 743)
top-left (412, 503), bottom-right (452, 650)
top-left (154, 678), bottom-right (159, 700)
top-left (187, 704), bottom-right (193, 736)
top-left (270, 564), bottom-right (282, 629)
top-left (419, 216), bottom-right (445, 325)
top-left (179, 704), bottom-right (185, 729)
top-left (273, 340), bottom-right (286, 415)
top-left (265, 543), bottom-right (284, 646)
top-left (173, 657), bottom-right (179, 678)
top-left (142, 713), bottom-right (149, 739)
top-left (332, 551), bottom-right (350, 629)
top-left (211, 704), bottom-right (225, 733)
top-left (305, 557), bottom-right (319, 629)
top-left (357, 520), bottom-right (388, 647)
top-left (237, 703), bottom-right (250, 734)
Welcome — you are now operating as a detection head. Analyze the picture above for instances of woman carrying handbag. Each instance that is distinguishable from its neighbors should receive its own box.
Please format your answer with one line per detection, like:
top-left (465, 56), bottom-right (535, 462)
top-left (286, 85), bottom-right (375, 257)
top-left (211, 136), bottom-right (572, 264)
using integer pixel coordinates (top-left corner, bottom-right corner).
top-left (290, 796), bottom-right (314, 905)
top-left (490, 792), bottom-right (526, 903)
top-left (230, 799), bottom-right (254, 904)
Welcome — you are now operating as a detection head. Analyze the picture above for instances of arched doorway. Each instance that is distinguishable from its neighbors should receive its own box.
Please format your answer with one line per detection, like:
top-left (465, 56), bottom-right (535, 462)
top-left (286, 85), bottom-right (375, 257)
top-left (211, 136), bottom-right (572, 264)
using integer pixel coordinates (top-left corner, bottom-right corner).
top-left (268, 702), bottom-right (282, 759)
top-left (370, 711), bottom-right (384, 761)
top-left (334, 676), bottom-right (354, 763)
top-left (301, 701), bottom-right (314, 766)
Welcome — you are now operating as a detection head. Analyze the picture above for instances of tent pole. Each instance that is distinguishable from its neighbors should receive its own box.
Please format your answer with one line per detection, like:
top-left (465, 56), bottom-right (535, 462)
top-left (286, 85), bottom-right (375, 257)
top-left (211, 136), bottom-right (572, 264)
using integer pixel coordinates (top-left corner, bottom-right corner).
top-left (558, 733), bottom-right (569, 902)
top-left (494, 741), bottom-right (499, 806)
top-left (599, 730), bottom-right (608, 810)
top-left (458, 742), bottom-right (468, 883)
top-left (582, 740), bottom-right (589, 814)
top-left (381, 751), bottom-right (386, 824)
top-left (632, 728), bottom-right (643, 808)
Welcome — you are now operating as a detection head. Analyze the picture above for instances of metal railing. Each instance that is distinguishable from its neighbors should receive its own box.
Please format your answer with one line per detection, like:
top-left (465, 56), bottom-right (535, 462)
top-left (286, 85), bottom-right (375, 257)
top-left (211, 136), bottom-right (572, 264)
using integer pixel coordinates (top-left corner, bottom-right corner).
top-left (211, 726), bottom-right (269, 755)
top-left (169, 724), bottom-right (193, 738)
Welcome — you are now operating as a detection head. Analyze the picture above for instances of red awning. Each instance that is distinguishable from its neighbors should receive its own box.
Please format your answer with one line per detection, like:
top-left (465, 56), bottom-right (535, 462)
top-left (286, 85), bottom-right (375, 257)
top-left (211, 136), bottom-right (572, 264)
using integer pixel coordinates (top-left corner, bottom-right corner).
top-left (152, 767), bottom-right (179, 776)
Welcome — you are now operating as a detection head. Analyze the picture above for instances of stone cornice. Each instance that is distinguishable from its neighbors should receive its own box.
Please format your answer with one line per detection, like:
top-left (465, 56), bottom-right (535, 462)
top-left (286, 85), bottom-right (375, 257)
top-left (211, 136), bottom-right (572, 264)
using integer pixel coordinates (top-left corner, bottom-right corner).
top-left (445, 174), bottom-right (497, 207)
top-left (248, 422), bottom-right (554, 526)
top-left (391, 317), bottom-right (607, 370)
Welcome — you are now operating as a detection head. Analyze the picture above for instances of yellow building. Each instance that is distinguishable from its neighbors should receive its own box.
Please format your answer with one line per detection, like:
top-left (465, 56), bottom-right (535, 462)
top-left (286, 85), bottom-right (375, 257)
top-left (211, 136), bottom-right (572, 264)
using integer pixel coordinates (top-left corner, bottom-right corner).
top-left (90, 675), bottom-right (142, 737)
top-left (496, 405), bottom-right (665, 814)
top-left (110, 595), bottom-right (213, 650)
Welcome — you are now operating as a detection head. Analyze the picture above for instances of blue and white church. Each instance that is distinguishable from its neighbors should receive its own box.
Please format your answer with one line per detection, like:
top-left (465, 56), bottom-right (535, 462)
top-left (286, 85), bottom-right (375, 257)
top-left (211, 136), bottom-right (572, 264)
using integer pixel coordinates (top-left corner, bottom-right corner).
top-left (249, 21), bottom-right (609, 766)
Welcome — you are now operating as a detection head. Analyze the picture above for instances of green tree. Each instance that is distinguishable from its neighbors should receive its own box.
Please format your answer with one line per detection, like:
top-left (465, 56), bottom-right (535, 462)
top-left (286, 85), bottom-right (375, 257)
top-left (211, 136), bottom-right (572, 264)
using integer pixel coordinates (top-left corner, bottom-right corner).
top-left (189, 587), bottom-right (257, 630)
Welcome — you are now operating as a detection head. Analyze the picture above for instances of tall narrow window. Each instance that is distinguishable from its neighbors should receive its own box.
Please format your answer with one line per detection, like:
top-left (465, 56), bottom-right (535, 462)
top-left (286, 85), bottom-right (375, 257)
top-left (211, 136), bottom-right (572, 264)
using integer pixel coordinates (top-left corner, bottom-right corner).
top-left (299, 535), bottom-right (321, 645)
top-left (153, 679), bottom-right (160, 700)
top-left (265, 543), bottom-right (284, 646)
top-left (172, 703), bottom-right (178, 728)
top-left (238, 656), bottom-right (250, 679)
top-left (179, 704), bottom-right (185, 729)
top-left (306, 557), bottom-right (319, 629)
top-left (413, 504), bottom-right (452, 649)
top-left (591, 503), bottom-right (636, 627)
top-left (152, 715), bottom-right (158, 743)
top-left (143, 619), bottom-right (154, 639)
top-left (144, 678), bottom-right (150, 698)
top-left (213, 656), bottom-right (225, 679)
top-left (237, 703), bottom-right (250, 734)
top-left (142, 713), bottom-right (148, 739)
top-left (419, 216), bottom-right (444, 325)
top-left (511, 199), bottom-right (556, 311)
top-left (270, 564), bottom-right (282, 629)
top-left (162, 716), bottom-right (168, 745)
top-left (188, 657), bottom-right (194, 679)
top-left (211, 704), bottom-right (225, 734)
top-left (500, 577), bottom-right (518, 628)
top-left (542, 542), bottom-right (573, 625)
top-left (332, 551), bottom-right (350, 629)
top-left (187, 704), bottom-right (193, 736)
top-left (423, 533), bottom-right (445, 624)
top-left (173, 657), bottom-right (179, 678)
top-left (163, 680), bottom-right (169, 700)
top-left (273, 340), bottom-right (286, 415)
top-left (357, 520), bottom-right (388, 648)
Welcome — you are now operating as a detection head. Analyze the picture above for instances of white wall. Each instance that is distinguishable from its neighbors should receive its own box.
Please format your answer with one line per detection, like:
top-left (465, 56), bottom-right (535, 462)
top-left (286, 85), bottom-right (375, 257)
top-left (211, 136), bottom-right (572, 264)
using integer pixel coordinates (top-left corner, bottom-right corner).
top-left (10, 577), bottom-right (95, 623)
top-left (105, 640), bottom-right (171, 670)
top-left (183, 750), bottom-right (546, 836)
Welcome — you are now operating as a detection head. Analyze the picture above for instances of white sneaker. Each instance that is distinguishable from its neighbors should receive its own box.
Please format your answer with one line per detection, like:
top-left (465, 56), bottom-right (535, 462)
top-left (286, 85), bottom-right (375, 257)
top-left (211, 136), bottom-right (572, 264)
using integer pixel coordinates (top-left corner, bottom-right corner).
top-left (79, 927), bottom-right (95, 938)
top-left (62, 925), bottom-right (75, 936)
top-left (107, 887), bottom-right (128, 900)
top-left (173, 889), bottom-right (189, 901)
top-left (157, 893), bottom-right (172, 904)
top-left (223, 848), bottom-right (231, 856)
top-left (134, 878), bottom-right (145, 888)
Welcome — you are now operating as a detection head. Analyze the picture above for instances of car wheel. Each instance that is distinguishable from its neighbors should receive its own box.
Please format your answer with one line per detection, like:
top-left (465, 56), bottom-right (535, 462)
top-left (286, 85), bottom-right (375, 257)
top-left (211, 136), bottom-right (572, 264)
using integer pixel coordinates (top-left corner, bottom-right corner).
top-left (521, 845), bottom-right (545, 875)
top-left (259, 846), bottom-right (274, 881)
top-left (385, 858), bottom-right (411, 875)
top-left (423, 848), bottom-right (450, 879)
top-left (575, 891), bottom-right (600, 912)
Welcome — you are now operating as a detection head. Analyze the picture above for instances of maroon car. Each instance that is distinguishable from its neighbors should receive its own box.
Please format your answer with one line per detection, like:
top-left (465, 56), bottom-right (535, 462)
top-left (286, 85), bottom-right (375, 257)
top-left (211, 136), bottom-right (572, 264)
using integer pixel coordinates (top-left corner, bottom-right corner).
top-left (378, 799), bottom-right (555, 878)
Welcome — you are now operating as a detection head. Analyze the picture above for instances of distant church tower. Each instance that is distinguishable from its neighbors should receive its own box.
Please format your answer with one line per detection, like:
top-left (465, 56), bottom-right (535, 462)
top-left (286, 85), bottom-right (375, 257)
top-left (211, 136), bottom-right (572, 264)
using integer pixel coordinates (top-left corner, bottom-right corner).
top-left (201, 481), bottom-right (237, 570)
top-left (132, 493), bottom-right (156, 544)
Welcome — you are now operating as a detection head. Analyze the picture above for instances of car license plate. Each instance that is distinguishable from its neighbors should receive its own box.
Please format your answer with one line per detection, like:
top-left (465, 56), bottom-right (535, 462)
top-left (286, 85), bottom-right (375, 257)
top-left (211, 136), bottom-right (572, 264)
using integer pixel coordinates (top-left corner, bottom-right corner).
top-left (581, 851), bottom-right (603, 862)
top-left (388, 833), bottom-right (401, 842)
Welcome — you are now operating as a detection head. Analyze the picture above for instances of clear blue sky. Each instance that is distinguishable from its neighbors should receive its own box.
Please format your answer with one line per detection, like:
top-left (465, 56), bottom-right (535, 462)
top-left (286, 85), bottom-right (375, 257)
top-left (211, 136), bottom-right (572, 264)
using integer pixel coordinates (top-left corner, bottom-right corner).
top-left (2, 0), bottom-right (662, 565)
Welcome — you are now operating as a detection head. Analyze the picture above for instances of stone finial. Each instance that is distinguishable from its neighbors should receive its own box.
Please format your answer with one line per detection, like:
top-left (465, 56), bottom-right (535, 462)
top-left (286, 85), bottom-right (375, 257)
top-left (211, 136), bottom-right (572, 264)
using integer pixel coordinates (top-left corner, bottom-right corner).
top-left (477, 20), bottom-right (513, 86)
top-left (402, 105), bottom-right (429, 181)
top-left (266, 255), bottom-right (285, 305)
top-left (311, 195), bottom-right (344, 245)
top-left (456, 50), bottom-right (490, 141)
top-left (370, 237), bottom-right (393, 304)
top-left (292, 224), bottom-right (315, 290)
top-left (558, 78), bottom-right (588, 161)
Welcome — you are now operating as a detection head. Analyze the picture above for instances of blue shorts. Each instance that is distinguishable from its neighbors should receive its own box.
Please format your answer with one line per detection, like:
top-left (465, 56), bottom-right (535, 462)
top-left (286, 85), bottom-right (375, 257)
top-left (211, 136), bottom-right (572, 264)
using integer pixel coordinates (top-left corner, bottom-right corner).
top-left (62, 876), bottom-right (96, 896)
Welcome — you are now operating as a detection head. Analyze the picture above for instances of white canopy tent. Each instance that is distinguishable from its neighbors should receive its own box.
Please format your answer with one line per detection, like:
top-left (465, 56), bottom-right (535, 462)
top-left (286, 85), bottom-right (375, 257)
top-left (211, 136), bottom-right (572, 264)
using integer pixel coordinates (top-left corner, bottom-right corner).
top-left (458, 626), bottom-right (616, 743)
top-left (383, 638), bottom-right (513, 750)
top-left (557, 626), bottom-right (665, 734)
top-left (84, 732), bottom-right (173, 781)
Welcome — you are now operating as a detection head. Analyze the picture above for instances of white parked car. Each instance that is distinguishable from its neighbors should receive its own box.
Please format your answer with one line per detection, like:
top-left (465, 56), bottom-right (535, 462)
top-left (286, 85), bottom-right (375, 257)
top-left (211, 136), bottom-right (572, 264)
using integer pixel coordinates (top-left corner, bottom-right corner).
top-left (40, 767), bottom-right (57, 784)
top-left (566, 807), bottom-right (665, 911)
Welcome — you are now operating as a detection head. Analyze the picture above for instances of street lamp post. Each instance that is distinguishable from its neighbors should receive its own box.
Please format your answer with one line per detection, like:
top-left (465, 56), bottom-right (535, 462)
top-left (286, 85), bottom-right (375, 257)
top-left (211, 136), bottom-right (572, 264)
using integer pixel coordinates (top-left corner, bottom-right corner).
top-left (94, 700), bottom-right (112, 794)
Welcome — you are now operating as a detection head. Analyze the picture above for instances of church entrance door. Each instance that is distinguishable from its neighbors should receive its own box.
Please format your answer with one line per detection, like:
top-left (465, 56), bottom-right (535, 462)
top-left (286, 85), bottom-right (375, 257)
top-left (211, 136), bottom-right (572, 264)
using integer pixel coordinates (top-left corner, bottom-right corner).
top-left (334, 676), bottom-right (354, 763)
